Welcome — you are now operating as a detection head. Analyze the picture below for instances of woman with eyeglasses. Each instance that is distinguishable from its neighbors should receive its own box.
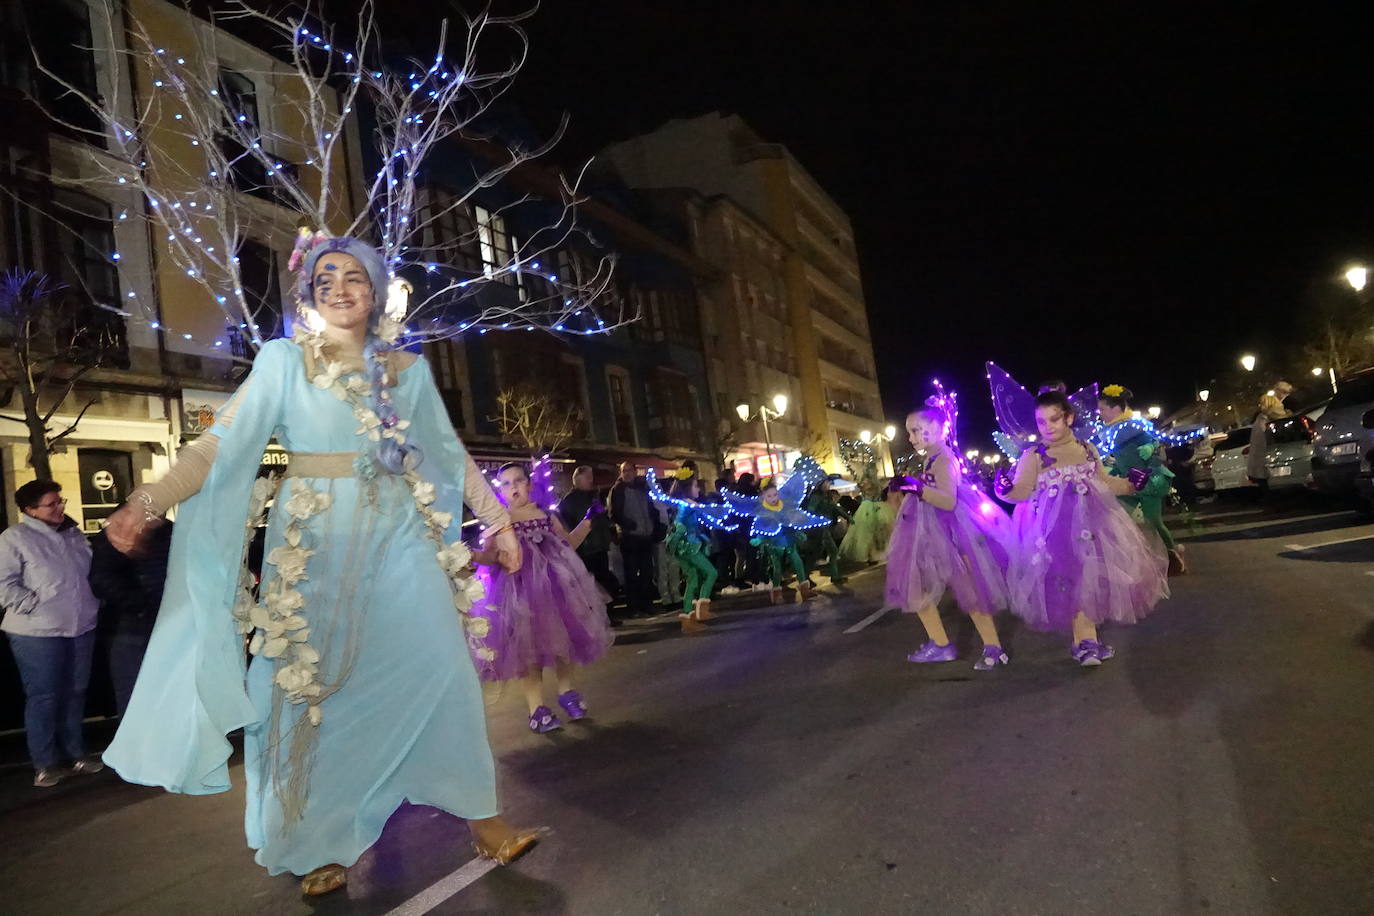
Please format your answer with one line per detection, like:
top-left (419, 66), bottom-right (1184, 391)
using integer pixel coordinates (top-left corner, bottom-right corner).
top-left (0, 480), bottom-right (105, 788)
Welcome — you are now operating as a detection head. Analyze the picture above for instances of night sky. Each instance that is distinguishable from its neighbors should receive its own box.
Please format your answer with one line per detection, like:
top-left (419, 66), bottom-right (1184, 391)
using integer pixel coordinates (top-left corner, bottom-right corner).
top-left (448, 4), bottom-right (1371, 444)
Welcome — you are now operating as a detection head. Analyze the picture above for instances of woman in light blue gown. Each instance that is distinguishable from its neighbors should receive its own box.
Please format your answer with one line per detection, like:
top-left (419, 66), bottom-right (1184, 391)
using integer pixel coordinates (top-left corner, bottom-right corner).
top-left (102, 237), bottom-right (539, 895)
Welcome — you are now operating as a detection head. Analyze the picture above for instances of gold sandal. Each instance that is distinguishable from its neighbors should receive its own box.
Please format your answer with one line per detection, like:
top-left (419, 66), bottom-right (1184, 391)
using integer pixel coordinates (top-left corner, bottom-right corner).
top-left (473, 830), bottom-right (543, 865)
top-left (300, 863), bottom-right (347, 896)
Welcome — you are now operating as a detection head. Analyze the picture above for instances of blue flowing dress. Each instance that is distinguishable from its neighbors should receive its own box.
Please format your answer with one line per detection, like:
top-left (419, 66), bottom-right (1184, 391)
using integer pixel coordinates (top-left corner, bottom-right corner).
top-left (103, 339), bottom-right (499, 876)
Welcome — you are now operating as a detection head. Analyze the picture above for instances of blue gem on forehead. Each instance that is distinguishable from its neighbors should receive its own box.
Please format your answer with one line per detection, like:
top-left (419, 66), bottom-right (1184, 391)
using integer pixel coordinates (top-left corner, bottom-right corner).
top-left (322, 262), bottom-right (338, 271)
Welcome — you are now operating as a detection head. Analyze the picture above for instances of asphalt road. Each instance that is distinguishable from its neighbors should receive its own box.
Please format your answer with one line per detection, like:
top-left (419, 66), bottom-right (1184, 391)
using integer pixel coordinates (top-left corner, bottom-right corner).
top-left (2, 500), bottom-right (1372, 915)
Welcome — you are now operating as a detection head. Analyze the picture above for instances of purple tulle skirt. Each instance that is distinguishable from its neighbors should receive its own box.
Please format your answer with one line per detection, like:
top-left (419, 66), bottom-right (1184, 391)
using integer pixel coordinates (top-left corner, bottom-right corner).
top-left (885, 483), bottom-right (1012, 615)
top-left (471, 517), bottom-right (614, 681)
top-left (1007, 460), bottom-right (1168, 632)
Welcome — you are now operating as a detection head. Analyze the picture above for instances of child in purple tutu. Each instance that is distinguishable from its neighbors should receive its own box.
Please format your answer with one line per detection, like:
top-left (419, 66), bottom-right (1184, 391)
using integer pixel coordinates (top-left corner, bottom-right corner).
top-left (996, 386), bottom-right (1169, 666)
top-left (471, 463), bottom-right (614, 733)
top-left (886, 399), bottom-right (1012, 671)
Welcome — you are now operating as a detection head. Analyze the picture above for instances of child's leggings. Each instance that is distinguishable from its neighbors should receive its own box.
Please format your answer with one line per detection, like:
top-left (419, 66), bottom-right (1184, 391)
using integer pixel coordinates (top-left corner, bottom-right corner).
top-left (1118, 494), bottom-right (1176, 551)
top-left (766, 544), bottom-right (808, 588)
top-left (679, 549), bottom-right (717, 614)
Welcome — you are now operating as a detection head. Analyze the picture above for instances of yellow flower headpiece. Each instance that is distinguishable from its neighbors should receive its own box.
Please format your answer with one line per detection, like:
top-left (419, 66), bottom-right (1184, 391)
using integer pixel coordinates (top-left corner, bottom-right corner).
top-left (674, 466), bottom-right (695, 481)
top-left (1102, 384), bottom-right (1126, 398)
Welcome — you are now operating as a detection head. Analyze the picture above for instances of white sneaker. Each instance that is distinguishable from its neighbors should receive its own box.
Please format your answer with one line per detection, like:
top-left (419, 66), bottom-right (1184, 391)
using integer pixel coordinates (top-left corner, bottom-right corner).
top-left (720, 586), bottom-right (742, 596)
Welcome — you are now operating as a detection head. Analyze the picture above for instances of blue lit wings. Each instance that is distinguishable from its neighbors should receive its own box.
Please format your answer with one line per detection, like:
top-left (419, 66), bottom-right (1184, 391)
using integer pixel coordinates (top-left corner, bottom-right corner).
top-left (720, 456), bottom-right (829, 537)
top-left (1088, 417), bottom-right (1207, 455)
top-left (646, 469), bottom-right (738, 531)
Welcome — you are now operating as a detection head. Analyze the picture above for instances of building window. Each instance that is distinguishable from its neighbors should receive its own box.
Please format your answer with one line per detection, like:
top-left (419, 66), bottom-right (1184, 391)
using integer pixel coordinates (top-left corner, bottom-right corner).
top-left (25, 0), bottom-right (103, 143)
top-left (235, 238), bottom-right (283, 346)
top-left (607, 367), bottom-right (635, 445)
top-left (218, 68), bottom-right (260, 129)
top-left (50, 189), bottom-right (117, 305)
top-left (419, 187), bottom-right (481, 275)
top-left (425, 339), bottom-right (466, 429)
top-left (475, 205), bottom-right (522, 295)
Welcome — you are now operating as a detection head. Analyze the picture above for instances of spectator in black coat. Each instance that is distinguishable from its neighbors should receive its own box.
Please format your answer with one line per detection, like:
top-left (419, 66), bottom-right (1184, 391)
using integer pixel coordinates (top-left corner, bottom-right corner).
top-left (89, 523), bottom-right (173, 716)
top-left (557, 466), bottom-right (621, 622)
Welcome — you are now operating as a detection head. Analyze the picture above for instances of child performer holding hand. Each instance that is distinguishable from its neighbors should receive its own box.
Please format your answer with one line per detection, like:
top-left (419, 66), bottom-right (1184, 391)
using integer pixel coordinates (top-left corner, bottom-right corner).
top-left (471, 463), bottom-right (615, 733)
top-left (996, 386), bottom-right (1169, 666)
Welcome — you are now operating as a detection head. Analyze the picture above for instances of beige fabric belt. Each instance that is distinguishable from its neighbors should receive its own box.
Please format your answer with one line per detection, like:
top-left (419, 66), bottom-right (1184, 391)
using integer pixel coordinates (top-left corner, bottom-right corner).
top-left (284, 451), bottom-right (360, 479)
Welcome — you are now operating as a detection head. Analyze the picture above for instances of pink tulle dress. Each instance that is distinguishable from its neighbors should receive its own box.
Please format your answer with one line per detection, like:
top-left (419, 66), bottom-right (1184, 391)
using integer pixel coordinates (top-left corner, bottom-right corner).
top-left (884, 454), bottom-right (1013, 615)
top-left (1007, 450), bottom-right (1169, 632)
top-left (471, 515), bottom-right (613, 681)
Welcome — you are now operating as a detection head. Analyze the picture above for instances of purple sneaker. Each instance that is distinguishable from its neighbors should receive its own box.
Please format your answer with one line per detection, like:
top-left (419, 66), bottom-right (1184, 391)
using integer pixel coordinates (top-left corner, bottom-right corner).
top-left (558, 690), bottom-right (588, 720)
top-left (1073, 639), bottom-right (1114, 667)
top-left (528, 705), bottom-right (562, 733)
top-left (907, 640), bottom-right (958, 663)
top-left (973, 645), bottom-right (1010, 671)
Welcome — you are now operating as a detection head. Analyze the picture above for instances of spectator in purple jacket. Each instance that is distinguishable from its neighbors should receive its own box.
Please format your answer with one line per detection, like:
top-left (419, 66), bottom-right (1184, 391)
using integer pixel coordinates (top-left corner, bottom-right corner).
top-left (0, 480), bottom-right (104, 788)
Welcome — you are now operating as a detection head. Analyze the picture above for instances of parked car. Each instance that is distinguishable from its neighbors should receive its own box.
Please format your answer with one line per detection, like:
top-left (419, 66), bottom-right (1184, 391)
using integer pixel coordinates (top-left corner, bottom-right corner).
top-left (1210, 427), bottom-right (1253, 492)
top-left (1311, 369), bottom-right (1374, 496)
top-left (1264, 414), bottom-right (1317, 489)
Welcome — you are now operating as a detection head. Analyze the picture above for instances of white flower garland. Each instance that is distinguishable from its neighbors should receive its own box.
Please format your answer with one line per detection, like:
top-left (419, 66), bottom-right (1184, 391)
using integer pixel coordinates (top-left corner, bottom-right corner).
top-left (237, 331), bottom-right (492, 730)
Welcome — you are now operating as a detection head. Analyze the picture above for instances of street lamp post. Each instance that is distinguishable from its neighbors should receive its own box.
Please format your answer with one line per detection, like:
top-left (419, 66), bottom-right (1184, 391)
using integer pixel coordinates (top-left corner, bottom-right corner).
top-left (859, 424), bottom-right (899, 476)
top-left (737, 393), bottom-right (789, 477)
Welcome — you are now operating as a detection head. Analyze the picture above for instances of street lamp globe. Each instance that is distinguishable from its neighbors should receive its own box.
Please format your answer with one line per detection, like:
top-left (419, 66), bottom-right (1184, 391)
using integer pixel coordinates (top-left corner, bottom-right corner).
top-left (1147, 406), bottom-right (1162, 419)
top-left (1240, 354), bottom-right (1257, 372)
top-left (772, 393), bottom-right (788, 415)
top-left (735, 403), bottom-right (750, 422)
top-left (1347, 266), bottom-right (1368, 292)
top-left (1198, 389), bottom-right (1210, 402)
top-left (859, 429), bottom-right (872, 444)
top-left (1312, 367), bottom-right (1325, 377)
top-left (965, 448), bottom-right (980, 460)
top-left (884, 424), bottom-right (896, 440)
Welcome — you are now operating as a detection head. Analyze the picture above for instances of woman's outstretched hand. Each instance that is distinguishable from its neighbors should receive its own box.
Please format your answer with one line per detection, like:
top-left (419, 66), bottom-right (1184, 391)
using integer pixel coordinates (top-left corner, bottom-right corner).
top-left (493, 527), bottom-right (522, 574)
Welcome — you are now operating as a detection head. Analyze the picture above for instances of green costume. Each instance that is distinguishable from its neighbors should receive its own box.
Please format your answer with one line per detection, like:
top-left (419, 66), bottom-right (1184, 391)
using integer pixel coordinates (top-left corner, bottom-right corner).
top-left (667, 504), bottom-right (718, 614)
top-left (801, 489), bottom-right (852, 580)
top-left (756, 531), bottom-right (809, 589)
top-left (1097, 417), bottom-right (1177, 551)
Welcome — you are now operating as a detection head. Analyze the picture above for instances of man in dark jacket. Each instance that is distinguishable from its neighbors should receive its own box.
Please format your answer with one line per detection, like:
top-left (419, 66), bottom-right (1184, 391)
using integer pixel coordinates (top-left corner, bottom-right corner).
top-left (89, 523), bottom-right (173, 716)
top-left (556, 467), bottom-right (621, 622)
top-left (608, 461), bottom-right (657, 615)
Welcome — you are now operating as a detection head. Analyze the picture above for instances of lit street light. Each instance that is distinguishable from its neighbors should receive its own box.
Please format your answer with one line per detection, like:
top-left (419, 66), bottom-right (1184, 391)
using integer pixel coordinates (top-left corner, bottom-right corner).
top-left (861, 426), bottom-right (899, 475)
top-left (737, 394), bottom-right (789, 476)
top-left (1240, 354), bottom-right (1257, 372)
top-left (1347, 265), bottom-right (1368, 292)
top-left (1147, 406), bottom-right (1162, 419)
top-left (1198, 389), bottom-right (1210, 402)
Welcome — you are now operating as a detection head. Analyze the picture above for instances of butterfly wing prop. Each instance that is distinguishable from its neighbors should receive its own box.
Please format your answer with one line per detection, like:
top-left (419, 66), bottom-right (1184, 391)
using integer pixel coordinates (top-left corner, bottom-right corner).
top-left (777, 455), bottom-right (826, 506)
top-left (986, 362), bottom-right (1038, 443)
top-left (993, 430), bottom-right (1025, 460)
top-left (1068, 383), bottom-right (1101, 438)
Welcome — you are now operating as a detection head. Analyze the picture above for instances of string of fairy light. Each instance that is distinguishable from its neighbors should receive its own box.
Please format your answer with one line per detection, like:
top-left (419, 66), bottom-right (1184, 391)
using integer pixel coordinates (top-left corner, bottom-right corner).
top-left (85, 10), bottom-right (617, 355)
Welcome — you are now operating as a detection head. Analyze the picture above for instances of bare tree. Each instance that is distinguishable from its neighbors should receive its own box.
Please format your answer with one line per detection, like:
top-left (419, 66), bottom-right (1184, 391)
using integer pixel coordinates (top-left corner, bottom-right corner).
top-left (491, 385), bottom-right (581, 458)
top-left (11, 0), bottom-right (625, 354)
top-left (0, 270), bottom-right (121, 479)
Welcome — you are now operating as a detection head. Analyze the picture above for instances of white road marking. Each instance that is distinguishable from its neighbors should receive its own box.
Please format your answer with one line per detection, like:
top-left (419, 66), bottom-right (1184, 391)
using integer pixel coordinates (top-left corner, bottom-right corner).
top-left (844, 606), bottom-right (894, 634)
top-left (1284, 534), bottom-right (1374, 552)
top-left (383, 856), bottom-right (497, 916)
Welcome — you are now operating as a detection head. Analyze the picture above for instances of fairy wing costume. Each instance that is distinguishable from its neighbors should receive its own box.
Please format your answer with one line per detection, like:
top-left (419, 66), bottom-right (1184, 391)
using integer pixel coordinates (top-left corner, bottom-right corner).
top-left (986, 362), bottom-right (1100, 458)
top-left (104, 338), bottom-right (505, 875)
